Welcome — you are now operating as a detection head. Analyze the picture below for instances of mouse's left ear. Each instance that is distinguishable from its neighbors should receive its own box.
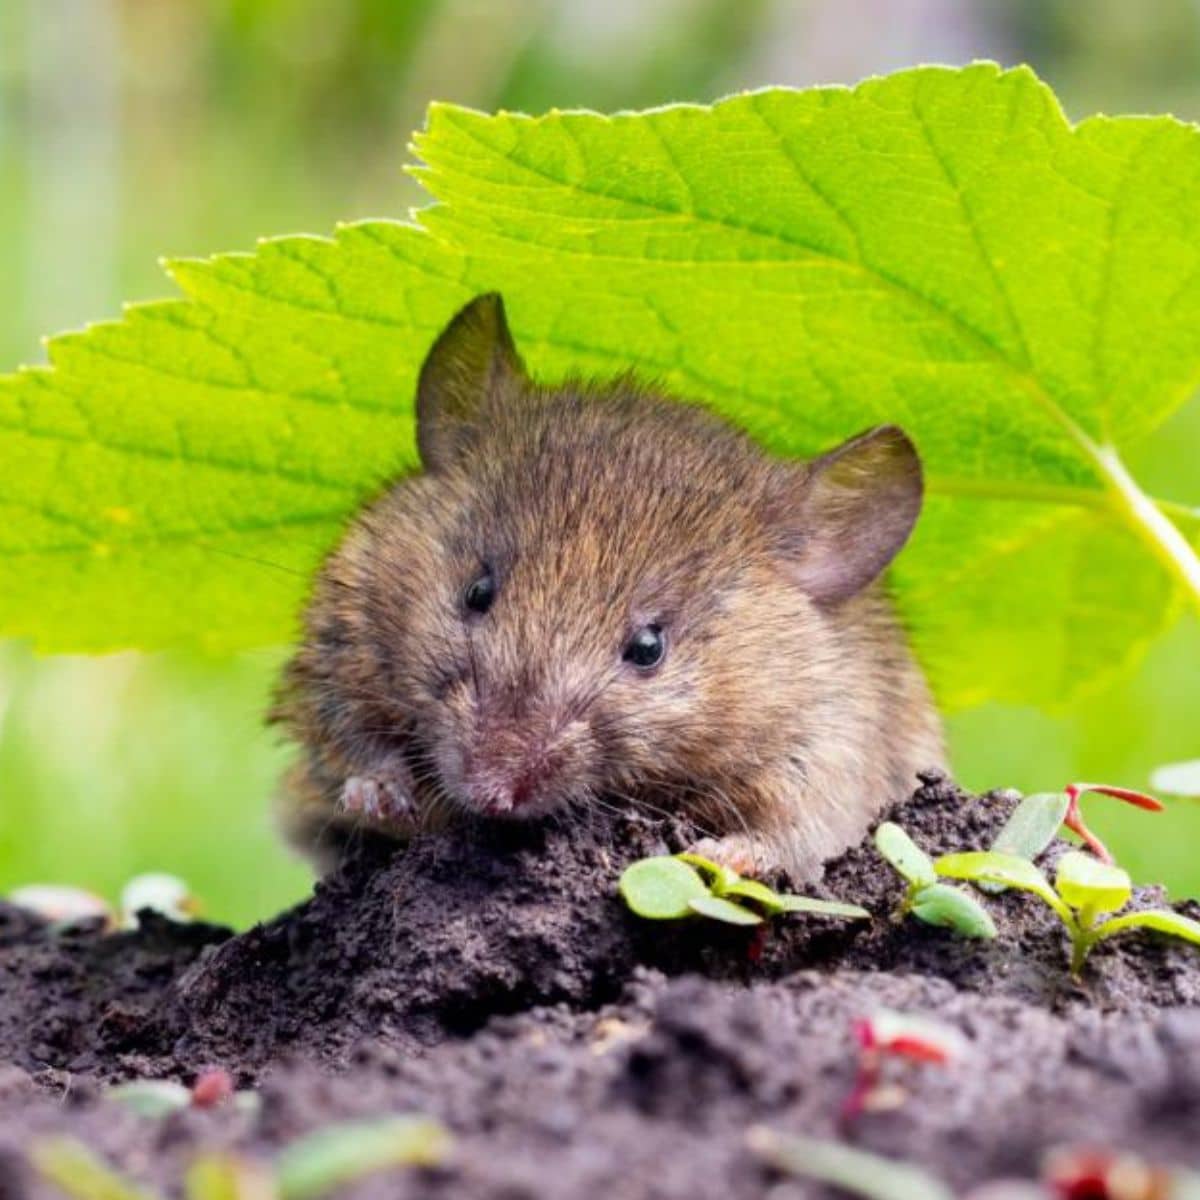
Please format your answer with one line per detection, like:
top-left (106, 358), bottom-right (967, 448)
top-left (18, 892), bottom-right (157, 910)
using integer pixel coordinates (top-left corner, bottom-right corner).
top-left (764, 425), bottom-right (923, 605)
top-left (416, 293), bottom-right (527, 471)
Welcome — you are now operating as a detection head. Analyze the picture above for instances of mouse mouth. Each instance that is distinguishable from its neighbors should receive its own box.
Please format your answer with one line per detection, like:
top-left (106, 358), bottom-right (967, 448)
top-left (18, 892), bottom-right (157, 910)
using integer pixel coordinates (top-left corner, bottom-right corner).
top-left (438, 717), bottom-right (595, 821)
top-left (458, 757), bottom-right (569, 820)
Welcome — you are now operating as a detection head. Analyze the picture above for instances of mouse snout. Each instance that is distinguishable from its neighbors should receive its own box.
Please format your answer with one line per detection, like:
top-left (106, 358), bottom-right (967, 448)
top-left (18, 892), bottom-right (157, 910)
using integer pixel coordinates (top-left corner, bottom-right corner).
top-left (457, 713), bottom-right (590, 819)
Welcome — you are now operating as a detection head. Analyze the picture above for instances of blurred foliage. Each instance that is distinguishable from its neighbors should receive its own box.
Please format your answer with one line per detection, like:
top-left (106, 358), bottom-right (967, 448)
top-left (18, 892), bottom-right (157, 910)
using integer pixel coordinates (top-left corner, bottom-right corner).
top-left (0, 0), bottom-right (1197, 925)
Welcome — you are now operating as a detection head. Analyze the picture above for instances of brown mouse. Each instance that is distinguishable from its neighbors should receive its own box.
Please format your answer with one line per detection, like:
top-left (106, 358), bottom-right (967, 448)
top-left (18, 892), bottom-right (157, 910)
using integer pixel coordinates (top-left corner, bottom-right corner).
top-left (272, 293), bottom-right (945, 879)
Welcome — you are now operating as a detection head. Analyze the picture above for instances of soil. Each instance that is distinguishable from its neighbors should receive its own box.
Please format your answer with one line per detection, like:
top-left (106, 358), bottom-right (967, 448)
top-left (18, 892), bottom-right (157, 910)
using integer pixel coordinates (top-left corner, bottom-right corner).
top-left (2, 770), bottom-right (1200, 1198)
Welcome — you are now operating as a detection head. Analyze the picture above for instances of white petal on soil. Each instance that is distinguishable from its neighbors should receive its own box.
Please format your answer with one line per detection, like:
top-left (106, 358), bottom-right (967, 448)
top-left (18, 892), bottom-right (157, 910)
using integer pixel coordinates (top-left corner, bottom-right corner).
top-left (1150, 760), bottom-right (1200, 797)
top-left (119, 872), bottom-right (196, 926)
top-left (9, 884), bottom-right (113, 925)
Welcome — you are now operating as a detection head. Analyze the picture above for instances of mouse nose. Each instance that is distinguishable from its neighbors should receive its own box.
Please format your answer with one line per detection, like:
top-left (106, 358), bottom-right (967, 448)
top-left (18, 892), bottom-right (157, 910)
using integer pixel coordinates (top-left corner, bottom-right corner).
top-left (471, 766), bottom-right (540, 817)
top-left (458, 713), bottom-right (587, 818)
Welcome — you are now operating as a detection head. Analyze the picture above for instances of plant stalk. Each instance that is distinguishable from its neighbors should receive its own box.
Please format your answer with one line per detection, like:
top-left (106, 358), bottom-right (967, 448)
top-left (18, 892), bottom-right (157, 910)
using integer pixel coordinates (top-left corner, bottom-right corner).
top-left (1094, 445), bottom-right (1200, 612)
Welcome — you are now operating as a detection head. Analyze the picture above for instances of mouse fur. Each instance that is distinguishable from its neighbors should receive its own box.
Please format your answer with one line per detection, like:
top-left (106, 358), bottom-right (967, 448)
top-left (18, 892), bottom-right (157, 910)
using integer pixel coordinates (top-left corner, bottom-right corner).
top-left (272, 293), bottom-right (945, 879)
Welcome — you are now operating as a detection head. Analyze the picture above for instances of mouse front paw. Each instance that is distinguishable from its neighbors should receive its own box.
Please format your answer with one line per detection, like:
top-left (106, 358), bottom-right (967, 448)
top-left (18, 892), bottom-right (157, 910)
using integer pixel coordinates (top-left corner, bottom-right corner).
top-left (686, 834), bottom-right (778, 880)
top-left (339, 765), bottom-right (416, 829)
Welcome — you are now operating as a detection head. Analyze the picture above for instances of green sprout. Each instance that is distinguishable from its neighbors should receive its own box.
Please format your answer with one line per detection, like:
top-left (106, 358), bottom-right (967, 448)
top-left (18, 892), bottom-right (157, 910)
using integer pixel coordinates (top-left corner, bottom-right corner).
top-left (936, 848), bottom-right (1200, 975)
top-left (618, 853), bottom-right (869, 927)
top-left (872, 823), bottom-right (996, 940)
top-left (747, 1126), bottom-right (954, 1200)
top-left (31, 1116), bottom-right (451, 1200)
top-left (985, 782), bottom-right (1163, 871)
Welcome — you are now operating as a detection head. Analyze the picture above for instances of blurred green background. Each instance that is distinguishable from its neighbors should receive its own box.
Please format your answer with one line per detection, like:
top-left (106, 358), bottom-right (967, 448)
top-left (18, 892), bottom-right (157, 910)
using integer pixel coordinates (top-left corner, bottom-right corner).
top-left (1, 0), bottom-right (1198, 927)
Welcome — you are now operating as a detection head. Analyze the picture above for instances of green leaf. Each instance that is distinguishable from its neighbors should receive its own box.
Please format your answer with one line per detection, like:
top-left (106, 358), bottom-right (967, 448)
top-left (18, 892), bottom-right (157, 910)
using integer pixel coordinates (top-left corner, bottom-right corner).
top-left (991, 792), bottom-right (1071, 861)
top-left (675, 852), bottom-right (740, 895)
top-left (1094, 907), bottom-right (1200, 949)
top-left (773, 894), bottom-right (872, 920)
top-left (873, 822), bottom-right (937, 888)
top-left (747, 1127), bottom-right (955, 1200)
top-left (105, 1080), bottom-right (192, 1119)
top-left (184, 1156), bottom-right (274, 1200)
top-left (29, 1138), bottom-right (162, 1200)
top-left (1055, 850), bottom-right (1132, 917)
top-left (909, 882), bottom-right (998, 939)
top-left (936, 850), bottom-right (1080, 934)
top-left (981, 791), bottom-right (1071, 894)
top-left (275, 1116), bottom-right (451, 1200)
top-left (5, 63), bottom-right (1200, 705)
top-left (619, 856), bottom-right (709, 920)
top-left (935, 849), bottom-right (1064, 911)
top-left (722, 876), bottom-right (785, 912)
top-left (687, 895), bottom-right (763, 925)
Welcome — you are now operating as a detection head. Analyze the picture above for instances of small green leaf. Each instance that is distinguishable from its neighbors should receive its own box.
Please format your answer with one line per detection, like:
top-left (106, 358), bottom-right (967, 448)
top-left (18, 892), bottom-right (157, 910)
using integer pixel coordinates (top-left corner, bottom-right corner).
top-left (30, 1138), bottom-right (162, 1200)
top-left (687, 895), bottom-right (763, 926)
top-left (1055, 851), bottom-right (1132, 917)
top-left (275, 1116), bottom-right (451, 1200)
top-left (873, 823), bottom-right (936, 888)
top-left (619, 857), bottom-right (709, 920)
top-left (991, 791), bottom-right (1070, 861)
top-left (105, 1080), bottom-right (192, 1119)
top-left (773, 895), bottom-right (872, 920)
top-left (1094, 908), bottom-right (1200, 948)
top-left (910, 883), bottom-right (998, 939)
top-left (184, 1155), bottom-right (274, 1200)
top-left (981, 791), bottom-right (1071, 894)
top-left (747, 1127), bottom-right (954, 1200)
top-left (722, 877), bottom-right (784, 912)
top-left (935, 850), bottom-right (1068, 914)
top-left (675, 853), bottom-right (740, 895)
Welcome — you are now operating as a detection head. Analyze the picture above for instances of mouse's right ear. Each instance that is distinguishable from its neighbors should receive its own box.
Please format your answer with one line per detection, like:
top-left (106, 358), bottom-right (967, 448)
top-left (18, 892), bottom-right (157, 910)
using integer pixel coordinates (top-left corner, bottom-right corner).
top-left (763, 425), bottom-right (924, 606)
top-left (416, 293), bottom-right (527, 471)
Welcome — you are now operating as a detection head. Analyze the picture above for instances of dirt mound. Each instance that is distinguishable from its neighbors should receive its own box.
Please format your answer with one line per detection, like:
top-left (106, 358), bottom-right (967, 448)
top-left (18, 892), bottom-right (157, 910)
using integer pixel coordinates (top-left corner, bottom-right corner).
top-left (2, 772), bottom-right (1200, 1198)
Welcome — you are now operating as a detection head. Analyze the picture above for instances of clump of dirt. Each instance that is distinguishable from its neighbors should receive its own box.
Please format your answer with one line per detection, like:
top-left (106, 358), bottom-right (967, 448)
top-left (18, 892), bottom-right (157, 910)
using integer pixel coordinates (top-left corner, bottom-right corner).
top-left (2, 771), bottom-right (1200, 1199)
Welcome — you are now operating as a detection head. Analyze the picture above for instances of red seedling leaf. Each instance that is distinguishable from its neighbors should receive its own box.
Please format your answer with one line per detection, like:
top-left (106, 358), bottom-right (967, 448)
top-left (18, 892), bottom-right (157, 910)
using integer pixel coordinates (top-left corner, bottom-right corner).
top-left (886, 1035), bottom-right (954, 1065)
top-left (1044, 1145), bottom-right (1168, 1199)
top-left (857, 1010), bottom-right (966, 1063)
top-left (1069, 783), bottom-right (1164, 812)
top-left (191, 1067), bottom-right (235, 1109)
top-left (1063, 783), bottom-right (1164, 865)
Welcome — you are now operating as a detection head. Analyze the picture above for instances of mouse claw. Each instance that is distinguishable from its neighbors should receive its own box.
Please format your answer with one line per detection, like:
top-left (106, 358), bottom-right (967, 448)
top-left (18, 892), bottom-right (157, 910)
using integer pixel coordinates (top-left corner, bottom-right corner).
top-left (686, 834), bottom-right (774, 880)
top-left (340, 771), bottom-right (415, 827)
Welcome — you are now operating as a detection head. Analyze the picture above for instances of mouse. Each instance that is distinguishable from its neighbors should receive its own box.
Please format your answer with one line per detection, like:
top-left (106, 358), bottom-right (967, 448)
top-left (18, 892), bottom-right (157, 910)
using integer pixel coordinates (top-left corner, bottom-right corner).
top-left (272, 293), bottom-right (945, 880)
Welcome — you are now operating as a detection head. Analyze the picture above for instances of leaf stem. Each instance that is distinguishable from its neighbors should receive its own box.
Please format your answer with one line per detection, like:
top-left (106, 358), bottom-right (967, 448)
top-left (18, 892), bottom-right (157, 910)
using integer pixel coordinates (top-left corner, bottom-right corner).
top-left (1093, 445), bottom-right (1200, 612)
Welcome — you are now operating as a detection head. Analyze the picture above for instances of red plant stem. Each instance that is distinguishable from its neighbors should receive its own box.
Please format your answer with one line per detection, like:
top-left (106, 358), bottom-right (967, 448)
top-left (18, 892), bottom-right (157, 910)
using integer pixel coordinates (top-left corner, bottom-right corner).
top-left (191, 1067), bottom-right (235, 1109)
top-left (840, 1054), bottom-right (880, 1125)
top-left (1063, 783), bottom-right (1163, 864)
top-left (747, 924), bottom-right (769, 964)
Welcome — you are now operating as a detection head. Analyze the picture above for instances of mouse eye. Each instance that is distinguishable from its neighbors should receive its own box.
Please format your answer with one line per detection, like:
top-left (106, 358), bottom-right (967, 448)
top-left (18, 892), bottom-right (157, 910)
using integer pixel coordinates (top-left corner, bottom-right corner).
top-left (463, 570), bottom-right (496, 616)
top-left (623, 623), bottom-right (666, 671)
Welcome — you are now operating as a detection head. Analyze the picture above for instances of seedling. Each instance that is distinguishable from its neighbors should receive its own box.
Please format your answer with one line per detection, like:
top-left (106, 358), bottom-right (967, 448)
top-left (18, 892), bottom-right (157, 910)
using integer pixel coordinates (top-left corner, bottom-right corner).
top-left (1061, 783), bottom-right (1162, 865)
top-left (618, 853), bottom-right (869, 927)
top-left (936, 848), bottom-right (1200, 975)
top-left (842, 1008), bottom-right (967, 1121)
top-left (747, 1126), bottom-right (954, 1200)
top-left (987, 783), bottom-right (1163, 873)
top-left (873, 823), bottom-right (996, 939)
top-left (1041, 1145), bottom-right (1200, 1199)
top-left (32, 1115), bottom-right (451, 1200)
top-left (107, 1068), bottom-right (253, 1118)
